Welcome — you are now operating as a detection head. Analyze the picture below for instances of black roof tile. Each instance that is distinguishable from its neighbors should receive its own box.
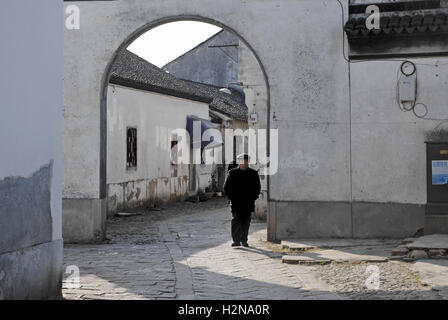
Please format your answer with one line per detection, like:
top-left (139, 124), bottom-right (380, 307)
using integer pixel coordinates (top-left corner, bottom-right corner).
top-left (345, 9), bottom-right (448, 39)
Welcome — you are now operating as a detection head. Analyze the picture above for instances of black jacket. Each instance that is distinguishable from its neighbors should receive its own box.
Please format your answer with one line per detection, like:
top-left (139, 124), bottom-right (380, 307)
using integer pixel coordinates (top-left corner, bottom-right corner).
top-left (224, 167), bottom-right (261, 213)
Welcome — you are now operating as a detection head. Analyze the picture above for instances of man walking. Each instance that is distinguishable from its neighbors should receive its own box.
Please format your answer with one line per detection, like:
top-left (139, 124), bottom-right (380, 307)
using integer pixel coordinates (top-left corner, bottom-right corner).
top-left (224, 153), bottom-right (261, 247)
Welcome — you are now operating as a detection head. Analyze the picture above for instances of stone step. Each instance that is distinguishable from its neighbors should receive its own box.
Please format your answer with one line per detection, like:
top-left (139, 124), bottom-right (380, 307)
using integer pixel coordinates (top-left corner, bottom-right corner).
top-left (391, 246), bottom-right (409, 256)
top-left (281, 238), bottom-right (400, 251)
top-left (404, 234), bottom-right (448, 250)
top-left (282, 255), bottom-right (331, 265)
top-left (282, 249), bottom-right (389, 265)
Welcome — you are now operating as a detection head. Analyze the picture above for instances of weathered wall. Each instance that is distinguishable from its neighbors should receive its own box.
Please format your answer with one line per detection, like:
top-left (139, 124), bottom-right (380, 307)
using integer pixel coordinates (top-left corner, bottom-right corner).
top-left (350, 58), bottom-right (448, 204)
top-left (272, 53), bottom-right (448, 239)
top-left (0, 0), bottom-right (63, 299)
top-left (269, 3), bottom-right (350, 203)
top-left (106, 84), bottom-right (209, 214)
top-left (266, 0), bottom-right (353, 238)
top-left (349, 57), bottom-right (448, 237)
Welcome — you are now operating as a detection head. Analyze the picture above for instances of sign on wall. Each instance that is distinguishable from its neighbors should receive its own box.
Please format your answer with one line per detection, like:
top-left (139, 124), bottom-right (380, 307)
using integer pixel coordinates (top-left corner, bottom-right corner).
top-left (432, 160), bottom-right (448, 185)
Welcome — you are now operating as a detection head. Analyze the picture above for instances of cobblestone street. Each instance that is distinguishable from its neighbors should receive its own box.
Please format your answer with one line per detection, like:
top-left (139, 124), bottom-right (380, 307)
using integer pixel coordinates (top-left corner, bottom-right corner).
top-left (63, 198), bottom-right (447, 300)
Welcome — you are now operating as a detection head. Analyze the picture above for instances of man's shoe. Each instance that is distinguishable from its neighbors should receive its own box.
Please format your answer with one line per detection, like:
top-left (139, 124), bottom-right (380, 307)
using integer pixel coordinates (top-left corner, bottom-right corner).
top-left (242, 242), bottom-right (249, 247)
top-left (231, 242), bottom-right (241, 247)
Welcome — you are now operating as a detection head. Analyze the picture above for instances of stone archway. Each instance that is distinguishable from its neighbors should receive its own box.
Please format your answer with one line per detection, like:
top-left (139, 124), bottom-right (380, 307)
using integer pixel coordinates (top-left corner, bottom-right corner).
top-left (102, 17), bottom-right (271, 221)
top-left (63, 0), bottom-right (350, 243)
top-left (63, 2), bottom-right (272, 243)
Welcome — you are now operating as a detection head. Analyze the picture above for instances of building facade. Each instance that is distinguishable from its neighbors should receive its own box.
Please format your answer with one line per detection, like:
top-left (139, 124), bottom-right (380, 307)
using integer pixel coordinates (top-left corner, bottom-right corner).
top-left (163, 30), bottom-right (239, 88)
top-left (107, 84), bottom-right (208, 214)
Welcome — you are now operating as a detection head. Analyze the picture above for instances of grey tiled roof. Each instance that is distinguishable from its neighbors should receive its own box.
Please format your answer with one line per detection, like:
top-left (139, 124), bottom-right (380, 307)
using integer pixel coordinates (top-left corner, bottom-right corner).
top-left (345, 12), bottom-right (448, 39)
top-left (109, 49), bottom-right (247, 121)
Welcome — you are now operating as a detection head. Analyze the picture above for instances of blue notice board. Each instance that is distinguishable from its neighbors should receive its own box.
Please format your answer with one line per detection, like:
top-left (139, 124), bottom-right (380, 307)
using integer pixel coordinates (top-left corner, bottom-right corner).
top-left (432, 160), bottom-right (448, 185)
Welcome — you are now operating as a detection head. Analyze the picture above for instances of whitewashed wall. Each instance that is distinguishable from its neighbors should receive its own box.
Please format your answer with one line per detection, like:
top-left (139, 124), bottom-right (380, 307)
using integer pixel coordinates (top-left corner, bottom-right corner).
top-left (350, 57), bottom-right (448, 205)
top-left (0, 0), bottom-right (62, 299)
top-left (238, 39), bottom-right (269, 219)
top-left (107, 84), bottom-right (210, 212)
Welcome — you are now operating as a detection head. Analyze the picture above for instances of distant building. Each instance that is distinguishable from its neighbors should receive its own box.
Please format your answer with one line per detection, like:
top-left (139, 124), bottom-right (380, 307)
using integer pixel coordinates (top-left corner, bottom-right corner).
top-left (163, 30), bottom-right (239, 88)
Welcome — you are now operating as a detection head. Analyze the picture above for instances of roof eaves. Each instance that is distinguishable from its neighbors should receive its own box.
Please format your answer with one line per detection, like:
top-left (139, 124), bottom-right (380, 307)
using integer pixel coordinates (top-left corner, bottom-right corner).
top-left (109, 74), bottom-right (213, 104)
top-left (345, 9), bottom-right (448, 39)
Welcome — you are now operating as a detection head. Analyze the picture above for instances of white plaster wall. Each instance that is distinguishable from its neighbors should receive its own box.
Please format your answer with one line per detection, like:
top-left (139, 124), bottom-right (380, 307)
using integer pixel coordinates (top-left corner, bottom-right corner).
top-left (238, 37), bottom-right (269, 217)
top-left (0, 0), bottom-right (62, 240)
top-left (350, 57), bottom-right (448, 204)
top-left (238, 44), bottom-right (268, 134)
top-left (268, 0), bottom-right (351, 202)
top-left (107, 84), bottom-right (209, 183)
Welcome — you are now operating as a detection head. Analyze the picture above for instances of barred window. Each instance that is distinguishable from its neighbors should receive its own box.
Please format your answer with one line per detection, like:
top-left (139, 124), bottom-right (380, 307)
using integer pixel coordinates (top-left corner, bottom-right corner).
top-left (170, 133), bottom-right (178, 177)
top-left (126, 127), bottom-right (137, 168)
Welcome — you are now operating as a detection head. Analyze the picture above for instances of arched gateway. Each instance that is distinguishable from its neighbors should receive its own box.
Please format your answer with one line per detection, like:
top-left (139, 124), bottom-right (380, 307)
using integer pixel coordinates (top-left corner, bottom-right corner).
top-left (63, 0), bottom-right (351, 242)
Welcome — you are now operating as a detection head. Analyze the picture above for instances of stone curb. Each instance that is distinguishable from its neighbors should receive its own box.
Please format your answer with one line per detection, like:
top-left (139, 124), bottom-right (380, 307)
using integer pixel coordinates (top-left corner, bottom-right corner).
top-left (281, 255), bottom-right (331, 265)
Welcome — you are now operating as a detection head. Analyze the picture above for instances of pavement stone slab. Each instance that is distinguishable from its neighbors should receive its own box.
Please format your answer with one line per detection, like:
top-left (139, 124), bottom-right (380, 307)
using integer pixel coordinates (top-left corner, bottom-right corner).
top-left (282, 255), bottom-right (331, 265)
top-left (411, 259), bottom-right (448, 299)
top-left (281, 239), bottom-right (401, 251)
top-left (405, 234), bottom-right (448, 250)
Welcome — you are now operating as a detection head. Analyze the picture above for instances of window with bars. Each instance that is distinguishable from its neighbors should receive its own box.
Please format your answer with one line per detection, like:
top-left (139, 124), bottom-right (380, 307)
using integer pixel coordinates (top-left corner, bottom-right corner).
top-left (170, 133), bottom-right (178, 177)
top-left (126, 127), bottom-right (137, 168)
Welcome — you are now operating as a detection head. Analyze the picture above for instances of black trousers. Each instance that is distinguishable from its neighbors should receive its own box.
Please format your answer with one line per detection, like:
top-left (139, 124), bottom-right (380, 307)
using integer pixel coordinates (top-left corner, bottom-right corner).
top-left (231, 211), bottom-right (252, 244)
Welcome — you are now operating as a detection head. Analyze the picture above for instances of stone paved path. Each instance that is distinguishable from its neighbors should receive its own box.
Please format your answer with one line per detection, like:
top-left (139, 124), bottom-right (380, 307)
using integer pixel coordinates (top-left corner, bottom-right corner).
top-left (62, 198), bottom-right (338, 300)
top-left (62, 197), bottom-right (446, 300)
